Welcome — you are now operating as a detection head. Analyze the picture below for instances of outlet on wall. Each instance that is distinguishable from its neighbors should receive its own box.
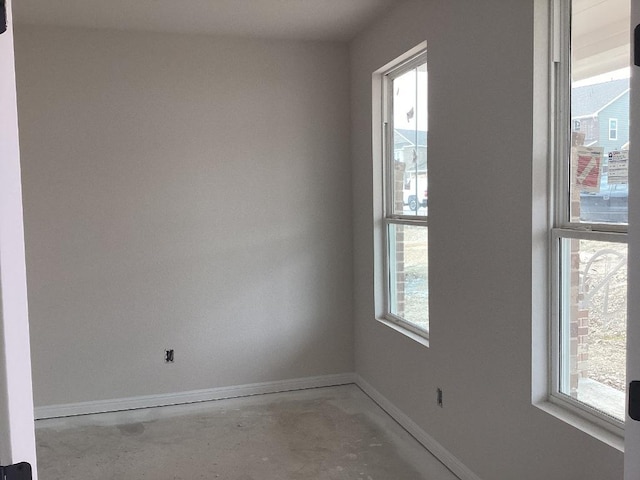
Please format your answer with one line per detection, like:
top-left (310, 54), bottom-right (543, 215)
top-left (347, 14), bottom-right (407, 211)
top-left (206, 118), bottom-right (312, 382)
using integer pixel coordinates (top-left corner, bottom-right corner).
top-left (165, 349), bottom-right (174, 363)
top-left (436, 388), bottom-right (443, 407)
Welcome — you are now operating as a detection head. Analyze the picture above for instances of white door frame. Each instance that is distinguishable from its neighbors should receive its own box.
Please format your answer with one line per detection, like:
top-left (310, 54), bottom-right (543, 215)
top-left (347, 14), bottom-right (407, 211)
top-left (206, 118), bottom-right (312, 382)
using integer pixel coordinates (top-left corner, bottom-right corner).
top-left (0, 0), bottom-right (38, 476)
top-left (626, 1), bottom-right (640, 477)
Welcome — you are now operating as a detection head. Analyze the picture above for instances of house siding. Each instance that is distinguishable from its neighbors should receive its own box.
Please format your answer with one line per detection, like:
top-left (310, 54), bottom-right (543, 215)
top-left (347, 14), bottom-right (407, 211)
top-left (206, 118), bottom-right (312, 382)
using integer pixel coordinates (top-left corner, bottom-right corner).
top-left (599, 91), bottom-right (630, 153)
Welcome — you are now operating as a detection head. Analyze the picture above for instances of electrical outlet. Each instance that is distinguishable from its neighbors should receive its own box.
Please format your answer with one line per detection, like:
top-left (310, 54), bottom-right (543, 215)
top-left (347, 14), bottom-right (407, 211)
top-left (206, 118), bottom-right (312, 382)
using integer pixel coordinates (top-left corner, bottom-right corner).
top-left (436, 388), bottom-right (443, 407)
top-left (165, 349), bottom-right (174, 363)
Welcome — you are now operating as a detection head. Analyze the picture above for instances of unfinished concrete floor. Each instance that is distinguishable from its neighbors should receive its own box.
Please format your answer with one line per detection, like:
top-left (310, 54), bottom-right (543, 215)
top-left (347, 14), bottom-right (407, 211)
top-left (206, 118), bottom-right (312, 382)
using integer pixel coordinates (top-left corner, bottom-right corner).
top-left (35, 385), bottom-right (459, 480)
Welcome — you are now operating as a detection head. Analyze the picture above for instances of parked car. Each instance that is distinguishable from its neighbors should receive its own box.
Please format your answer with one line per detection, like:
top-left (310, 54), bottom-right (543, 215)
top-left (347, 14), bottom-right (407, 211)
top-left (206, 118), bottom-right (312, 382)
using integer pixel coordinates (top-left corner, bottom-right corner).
top-left (579, 178), bottom-right (628, 224)
top-left (403, 179), bottom-right (428, 211)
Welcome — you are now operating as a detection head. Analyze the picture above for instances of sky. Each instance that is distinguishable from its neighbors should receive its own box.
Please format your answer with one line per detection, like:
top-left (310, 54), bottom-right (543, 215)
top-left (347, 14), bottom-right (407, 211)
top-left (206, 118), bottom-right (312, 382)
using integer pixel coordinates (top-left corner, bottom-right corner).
top-left (393, 68), bottom-right (428, 132)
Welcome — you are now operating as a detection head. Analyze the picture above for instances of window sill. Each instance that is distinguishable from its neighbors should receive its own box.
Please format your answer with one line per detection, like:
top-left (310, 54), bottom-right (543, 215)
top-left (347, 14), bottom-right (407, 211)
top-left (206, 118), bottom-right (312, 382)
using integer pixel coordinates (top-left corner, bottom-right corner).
top-left (534, 400), bottom-right (623, 452)
top-left (375, 317), bottom-right (429, 348)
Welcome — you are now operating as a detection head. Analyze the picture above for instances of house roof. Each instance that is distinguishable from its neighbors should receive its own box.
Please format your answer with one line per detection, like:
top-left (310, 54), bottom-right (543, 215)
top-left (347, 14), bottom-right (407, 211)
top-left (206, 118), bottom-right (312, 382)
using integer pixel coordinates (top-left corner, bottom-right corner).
top-left (394, 129), bottom-right (427, 148)
top-left (571, 78), bottom-right (629, 118)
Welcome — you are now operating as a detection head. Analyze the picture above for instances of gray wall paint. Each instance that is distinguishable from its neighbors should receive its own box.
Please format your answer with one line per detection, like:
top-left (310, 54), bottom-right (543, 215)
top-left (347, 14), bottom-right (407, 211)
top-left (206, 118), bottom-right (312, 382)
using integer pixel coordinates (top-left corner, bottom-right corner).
top-left (351, 1), bottom-right (623, 479)
top-left (15, 26), bottom-right (354, 406)
top-left (12, 2), bottom-right (626, 478)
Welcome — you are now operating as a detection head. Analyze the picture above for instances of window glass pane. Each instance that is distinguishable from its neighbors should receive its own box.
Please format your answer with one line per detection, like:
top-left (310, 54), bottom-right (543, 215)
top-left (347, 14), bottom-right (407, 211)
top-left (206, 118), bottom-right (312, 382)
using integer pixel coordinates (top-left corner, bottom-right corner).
top-left (609, 119), bottom-right (618, 140)
top-left (390, 63), bottom-right (428, 216)
top-left (559, 237), bottom-right (627, 421)
top-left (570, 0), bottom-right (629, 225)
top-left (388, 224), bottom-right (428, 331)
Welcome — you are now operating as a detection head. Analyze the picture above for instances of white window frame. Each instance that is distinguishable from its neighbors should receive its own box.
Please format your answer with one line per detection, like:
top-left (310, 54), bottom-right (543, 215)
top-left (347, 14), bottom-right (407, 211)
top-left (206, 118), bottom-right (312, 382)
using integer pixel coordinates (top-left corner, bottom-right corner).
top-left (380, 49), bottom-right (429, 341)
top-left (609, 118), bottom-right (618, 140)
top-left (548, 0), bottom-right (627, 435)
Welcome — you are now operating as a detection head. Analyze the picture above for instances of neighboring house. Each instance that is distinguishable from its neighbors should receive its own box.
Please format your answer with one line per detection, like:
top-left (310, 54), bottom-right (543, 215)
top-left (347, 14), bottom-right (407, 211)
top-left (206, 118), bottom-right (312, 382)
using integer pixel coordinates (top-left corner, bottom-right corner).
top-left (572, 78), bottom-right (629, 223)
top-left (571, 78), bottom-right (629, 154)
top-left (394, 128), bottom-right (427, 172)
top-left (393, 128), bottom-right (428, 210)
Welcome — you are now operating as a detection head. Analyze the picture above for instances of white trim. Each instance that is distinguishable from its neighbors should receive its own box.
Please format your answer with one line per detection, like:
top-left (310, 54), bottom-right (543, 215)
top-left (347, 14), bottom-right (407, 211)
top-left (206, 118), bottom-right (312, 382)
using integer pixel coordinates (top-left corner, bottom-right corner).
top-left (376, 316), bottom-right (429, 347)
top-left (571, 113), bottom-right (597, 120)
top-left (355, 375), bottom-right (481, 480)
top-left (374, 42), bottom-right (428, 76)
top-left (379, 313), bottom-right (429, 343)
top-left (34, 373), bottom-right (356, 420)
top-left (534, 400), bottom-right (623, 451)
top-left (548, 391), bottom-right (624, 435)
top-left (548, 0), bottom-right (630, 437)
top-left (552, 228), bottom-right (628, 243)
top-left (380, 47), bottom-right (429, 339)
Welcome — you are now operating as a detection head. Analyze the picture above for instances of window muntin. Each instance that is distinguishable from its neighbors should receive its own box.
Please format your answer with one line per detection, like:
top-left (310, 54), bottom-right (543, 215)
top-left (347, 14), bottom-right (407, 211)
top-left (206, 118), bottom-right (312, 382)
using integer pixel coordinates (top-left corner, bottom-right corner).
top-left (551, 0), bottom-right (629, 430)
top-left (382, 51), bottom-right (429, 337)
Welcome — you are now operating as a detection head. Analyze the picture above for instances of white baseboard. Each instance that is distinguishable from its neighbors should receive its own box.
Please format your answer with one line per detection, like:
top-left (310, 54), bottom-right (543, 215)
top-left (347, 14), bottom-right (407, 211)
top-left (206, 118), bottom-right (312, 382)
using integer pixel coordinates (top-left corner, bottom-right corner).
top-left (35, 373), bottom-right (356, 420)
top-left (355, 375), bottom-right (482, 480)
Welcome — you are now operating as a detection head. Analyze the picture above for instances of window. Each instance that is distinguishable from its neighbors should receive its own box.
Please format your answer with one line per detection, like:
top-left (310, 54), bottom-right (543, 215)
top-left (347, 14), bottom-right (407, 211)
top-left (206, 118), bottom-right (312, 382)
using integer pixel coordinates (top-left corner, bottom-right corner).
top-left (550, 0), bottom-right (629, 430)
top-left (609, 118), bottom-right (618, 140)
top-left (380, 50), bottom-right (429, 338)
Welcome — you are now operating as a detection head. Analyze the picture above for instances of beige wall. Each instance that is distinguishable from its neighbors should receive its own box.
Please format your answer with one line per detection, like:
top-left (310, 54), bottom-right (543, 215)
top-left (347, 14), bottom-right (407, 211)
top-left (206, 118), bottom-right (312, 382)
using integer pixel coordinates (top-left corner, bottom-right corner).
top-left (15, 26), bottom-right (354, 407)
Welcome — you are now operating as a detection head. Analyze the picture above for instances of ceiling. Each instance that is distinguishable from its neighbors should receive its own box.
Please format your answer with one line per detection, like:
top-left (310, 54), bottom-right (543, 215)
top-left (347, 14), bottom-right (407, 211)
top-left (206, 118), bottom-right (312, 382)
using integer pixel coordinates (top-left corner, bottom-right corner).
top-left (572, 0), bottom-right (630, 80)
top-left (13, 0), bottom-right (398, 41)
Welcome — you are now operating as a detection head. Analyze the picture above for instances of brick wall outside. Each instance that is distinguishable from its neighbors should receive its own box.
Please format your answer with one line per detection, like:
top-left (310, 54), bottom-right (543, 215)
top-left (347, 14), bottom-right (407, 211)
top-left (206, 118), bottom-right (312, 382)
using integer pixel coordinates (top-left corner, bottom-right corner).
top-left (569, 134), bottom-right (590, 397)
top-left (393, 160), bottom-right (406, 318)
